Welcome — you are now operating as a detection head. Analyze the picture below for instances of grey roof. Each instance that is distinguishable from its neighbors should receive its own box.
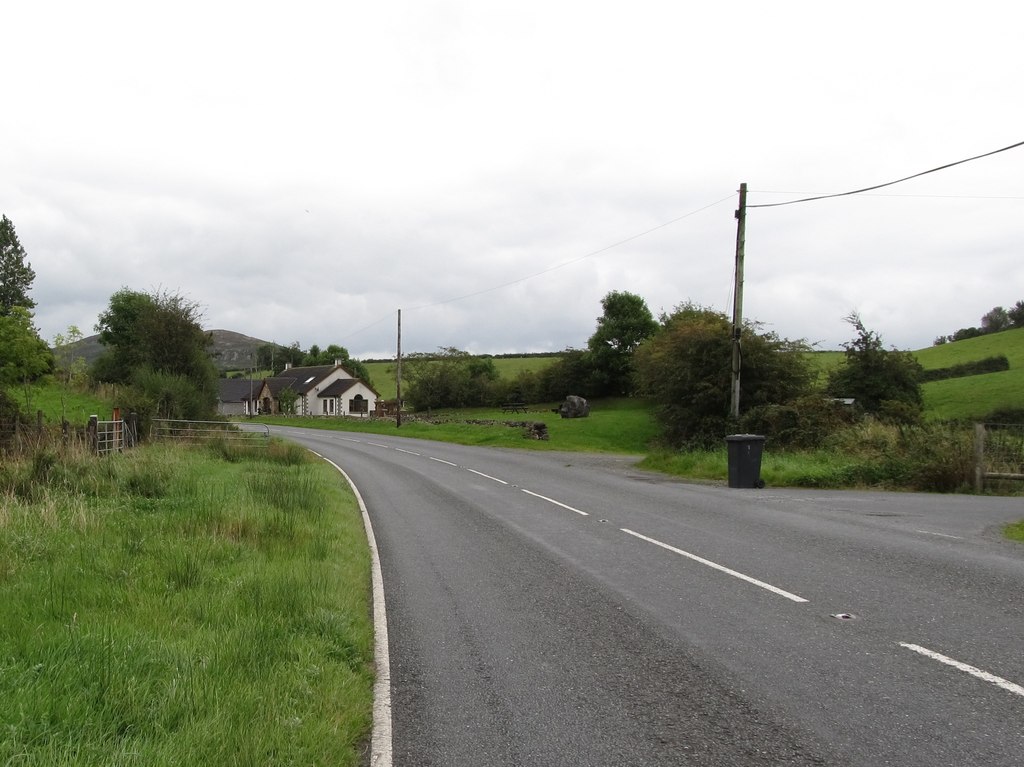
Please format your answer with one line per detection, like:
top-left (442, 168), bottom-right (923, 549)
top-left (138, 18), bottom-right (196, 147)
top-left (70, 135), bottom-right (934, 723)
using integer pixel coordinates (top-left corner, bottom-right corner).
top-left (218, 378), bottom-right (260, 403)
top-left (318, 378), bottom-right (359, 397)
top-left (265, 365), bottom-right (336, 394)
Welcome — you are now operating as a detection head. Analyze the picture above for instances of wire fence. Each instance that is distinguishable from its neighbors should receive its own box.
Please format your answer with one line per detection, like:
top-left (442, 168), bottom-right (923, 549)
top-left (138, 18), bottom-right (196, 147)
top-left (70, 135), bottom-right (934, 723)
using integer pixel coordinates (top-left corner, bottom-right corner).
top-left (974, 422), bottom-right (1024, 491)
top-left (151, 419), bottom-right (270, 445)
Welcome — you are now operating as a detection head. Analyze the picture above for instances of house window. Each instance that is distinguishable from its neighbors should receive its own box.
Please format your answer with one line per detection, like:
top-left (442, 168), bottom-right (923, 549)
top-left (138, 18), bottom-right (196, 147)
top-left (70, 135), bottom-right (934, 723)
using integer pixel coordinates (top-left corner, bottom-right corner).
top-left (349, 394), bottom-right (367, 413)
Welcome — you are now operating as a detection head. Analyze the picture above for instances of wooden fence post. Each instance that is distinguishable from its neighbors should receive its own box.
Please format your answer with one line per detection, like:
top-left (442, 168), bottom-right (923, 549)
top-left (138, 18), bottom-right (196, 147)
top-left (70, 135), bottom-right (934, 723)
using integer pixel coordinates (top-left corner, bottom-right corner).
top-left (88, 415), bottom-right (98, 454)
top-left (974, 422), bottom-right (986, 493)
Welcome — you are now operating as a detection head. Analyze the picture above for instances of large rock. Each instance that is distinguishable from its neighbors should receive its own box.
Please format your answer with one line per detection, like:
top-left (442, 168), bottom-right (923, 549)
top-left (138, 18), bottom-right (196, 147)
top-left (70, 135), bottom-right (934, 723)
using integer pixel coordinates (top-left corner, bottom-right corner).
top-left (558, 395), bottom-right (590, 419)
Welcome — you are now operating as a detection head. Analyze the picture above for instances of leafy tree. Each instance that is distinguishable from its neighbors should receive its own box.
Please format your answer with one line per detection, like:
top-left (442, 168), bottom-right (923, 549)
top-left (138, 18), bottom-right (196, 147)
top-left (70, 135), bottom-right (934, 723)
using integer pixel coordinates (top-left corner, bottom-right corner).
top-left (586, 291), bottom-right (658, 396)
top-left (93, 288), bottom-right (218, 418)
top-left (1007, 300), bottom-right (1024, 328)
top-left (634, 303), bottom-right (813, 448)
top-left (0, 306), bottom-right (52, 409)
top-left (302, 343), bottom-right (372, 383)
top-left (535, 348), bottom-right (593, 401)
top-left (981, 306), bottom-right (1010, 334)
top-left (52, 325), bottom-right (88, 386)
top-left (951, 326), bottom-right (983, 342)
top-left (255, 342), bottom-right (304, 374)
top-left (825, 313), bottom-right (923, 422)
top-left (276, 385), bottom-right (298, 415)
top-left (403, 348), bottom-right (498, 410)
top-left (0, 215), bottom-right (36, 316)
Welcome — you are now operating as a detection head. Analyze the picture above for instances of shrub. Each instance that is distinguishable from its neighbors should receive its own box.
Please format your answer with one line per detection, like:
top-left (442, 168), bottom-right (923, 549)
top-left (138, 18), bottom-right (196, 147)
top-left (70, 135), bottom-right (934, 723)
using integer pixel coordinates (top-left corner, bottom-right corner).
top-left (740, 396), bottom-right (858, 449)
top-left (919, 355), bottom-right (1010, 383)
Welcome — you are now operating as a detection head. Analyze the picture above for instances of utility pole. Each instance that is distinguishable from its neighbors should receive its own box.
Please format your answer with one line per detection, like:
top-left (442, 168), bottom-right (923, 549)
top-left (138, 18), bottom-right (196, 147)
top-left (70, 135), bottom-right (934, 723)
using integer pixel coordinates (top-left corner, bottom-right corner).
top-left (395, 309), bottom-right (402, 428)
top-left (730, 182), bottom-right (747, 420)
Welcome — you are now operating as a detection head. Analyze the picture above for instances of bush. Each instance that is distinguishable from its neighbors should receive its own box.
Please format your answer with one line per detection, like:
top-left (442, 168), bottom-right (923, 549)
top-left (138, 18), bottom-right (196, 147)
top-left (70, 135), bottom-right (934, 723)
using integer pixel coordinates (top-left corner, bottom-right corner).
top-left (919, 355), bottom-right (1010, 383)
top-left (739, 396), bottom-right (858, 449)
top-left (634, 304), bottom-right (813, 448)
top-left (823, 420), bottom-right (974, 492)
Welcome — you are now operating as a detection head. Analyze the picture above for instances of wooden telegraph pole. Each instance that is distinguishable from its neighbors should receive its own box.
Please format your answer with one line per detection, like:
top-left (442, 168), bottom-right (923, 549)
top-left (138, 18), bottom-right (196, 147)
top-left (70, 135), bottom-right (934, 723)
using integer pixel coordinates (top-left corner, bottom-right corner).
top-left (395, 309), bottom-right (402, 427)
top-left (731, 183), bottom-right (747, 420)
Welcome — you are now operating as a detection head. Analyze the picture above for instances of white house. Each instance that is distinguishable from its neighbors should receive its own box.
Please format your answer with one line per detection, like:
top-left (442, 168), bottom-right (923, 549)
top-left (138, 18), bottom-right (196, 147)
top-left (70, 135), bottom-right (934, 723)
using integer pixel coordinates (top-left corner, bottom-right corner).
top-left (250, 361), bottom-right (379, 417)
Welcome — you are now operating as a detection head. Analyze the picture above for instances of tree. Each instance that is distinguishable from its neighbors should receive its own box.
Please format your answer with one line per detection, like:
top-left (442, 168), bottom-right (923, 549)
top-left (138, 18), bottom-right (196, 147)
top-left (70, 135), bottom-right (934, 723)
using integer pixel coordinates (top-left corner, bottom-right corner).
top-left (825, 313), bottom-right (923, 422)
top-left (255, 342), bottom-right (304, 374)
top-left (302, 343), bottom-right (372, 383)
top-left (0, 215), bottom-right (36, 316)
top-left (52, 325), bottom-right (88, 386)
top-left (93, 288), bottom-right (218, 419)
top-left (0, 306), bottom-right (52, 408)
top-left (1007, 300), bottom-right (1024, 329)
top-left (634, 303), bottom-right (813, 447)
top-left (586, 291), bottom-right (658, 396)
top-left (981, 306), bottom-right (1010, 334)
top-left (403, 348), bottom-right (498, 410)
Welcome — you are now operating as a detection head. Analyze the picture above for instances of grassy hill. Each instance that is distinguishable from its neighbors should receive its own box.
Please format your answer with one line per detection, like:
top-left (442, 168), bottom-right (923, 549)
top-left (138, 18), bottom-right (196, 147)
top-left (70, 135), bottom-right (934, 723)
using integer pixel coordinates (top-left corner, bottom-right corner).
top-left (810, 328), bottom-right (1024, 421)
top-left (918, 328), bottom-right (1024, 421)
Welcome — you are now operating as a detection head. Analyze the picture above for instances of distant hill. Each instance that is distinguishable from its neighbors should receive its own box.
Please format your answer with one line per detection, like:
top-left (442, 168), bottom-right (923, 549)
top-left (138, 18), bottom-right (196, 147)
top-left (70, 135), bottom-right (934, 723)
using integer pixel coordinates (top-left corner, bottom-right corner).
top-left (67, 329), bottom-right (273, 373)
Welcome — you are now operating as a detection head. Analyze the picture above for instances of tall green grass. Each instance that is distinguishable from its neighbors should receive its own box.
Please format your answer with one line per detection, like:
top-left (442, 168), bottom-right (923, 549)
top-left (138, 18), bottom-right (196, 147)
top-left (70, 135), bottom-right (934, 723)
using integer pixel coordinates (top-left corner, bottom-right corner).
top-left (0, 441), bottom-right (372, 765)
top-left (6, 380), bottom-right (113, 424)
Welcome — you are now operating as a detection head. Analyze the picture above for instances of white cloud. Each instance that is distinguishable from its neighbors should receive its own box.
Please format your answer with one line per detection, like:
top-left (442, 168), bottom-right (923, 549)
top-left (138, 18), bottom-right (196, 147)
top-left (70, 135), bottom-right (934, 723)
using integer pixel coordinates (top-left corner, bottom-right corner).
top-left (3, 1), bottom-right (1023, 356)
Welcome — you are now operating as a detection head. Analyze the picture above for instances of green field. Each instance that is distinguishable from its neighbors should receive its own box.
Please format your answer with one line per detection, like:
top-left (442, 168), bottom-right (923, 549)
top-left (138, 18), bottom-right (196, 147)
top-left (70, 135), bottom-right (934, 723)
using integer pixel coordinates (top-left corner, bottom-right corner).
top-left (917, 328), bottom-right (1024, 421)
top-left (361, 356), bottom-right (559, 401)
top-left (260, 397), bottom-right (659, 454)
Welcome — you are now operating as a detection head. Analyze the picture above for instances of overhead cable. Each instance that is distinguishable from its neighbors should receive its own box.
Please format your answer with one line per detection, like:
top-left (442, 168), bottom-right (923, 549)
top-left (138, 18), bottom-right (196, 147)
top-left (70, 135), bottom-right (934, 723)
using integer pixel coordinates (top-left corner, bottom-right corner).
top-left (748, 139), bottom-right (1024, 209)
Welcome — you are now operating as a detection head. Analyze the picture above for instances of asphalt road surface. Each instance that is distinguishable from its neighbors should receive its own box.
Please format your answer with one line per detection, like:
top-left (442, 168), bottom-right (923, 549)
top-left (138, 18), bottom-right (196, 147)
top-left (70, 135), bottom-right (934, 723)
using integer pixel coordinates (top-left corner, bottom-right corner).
top-left (268, 425), bottom-right (1024, 767)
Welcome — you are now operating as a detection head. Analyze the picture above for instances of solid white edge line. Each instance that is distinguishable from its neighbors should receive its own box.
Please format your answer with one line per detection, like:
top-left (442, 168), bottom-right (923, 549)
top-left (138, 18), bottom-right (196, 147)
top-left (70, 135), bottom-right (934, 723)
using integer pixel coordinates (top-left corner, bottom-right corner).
top-left (520, 488), bottom-right (589, 516)
top-left (899, 642), bottom-right (1024, 698)
top-left (620, 528), bottom-right (809, 603)
top-left (429, 457), bottom-right (458, 467)
top-left (467, 468), bottom-right (508, 485)
top-left (310, 449), bottom-right (393, 767)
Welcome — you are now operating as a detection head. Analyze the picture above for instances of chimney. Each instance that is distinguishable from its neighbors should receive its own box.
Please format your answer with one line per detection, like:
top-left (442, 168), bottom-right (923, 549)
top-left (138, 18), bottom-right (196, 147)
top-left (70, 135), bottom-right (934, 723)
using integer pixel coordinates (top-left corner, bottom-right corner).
top-left (284, 362), bottom-right (292, 370)
top-left (334, 358), bottom-right (342, 368)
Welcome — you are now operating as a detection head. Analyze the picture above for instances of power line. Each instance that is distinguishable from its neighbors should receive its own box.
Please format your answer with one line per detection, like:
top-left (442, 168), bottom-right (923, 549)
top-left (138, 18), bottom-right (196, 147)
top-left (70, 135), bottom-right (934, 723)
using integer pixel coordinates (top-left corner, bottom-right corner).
top-left (752, 191), bottom-right (1024, 201)
top-left (748, 139), bottom-right (1024, 209)
top-left (337, 193), bottom-right (734, 344)
top-left (404, 193), bottom-right (736, 311)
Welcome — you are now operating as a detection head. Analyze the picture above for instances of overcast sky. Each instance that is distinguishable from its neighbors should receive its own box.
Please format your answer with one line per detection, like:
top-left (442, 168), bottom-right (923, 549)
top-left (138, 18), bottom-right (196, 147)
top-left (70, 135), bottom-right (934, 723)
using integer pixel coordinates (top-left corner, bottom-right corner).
top-left (3, 1), bottom-right (1022, 359)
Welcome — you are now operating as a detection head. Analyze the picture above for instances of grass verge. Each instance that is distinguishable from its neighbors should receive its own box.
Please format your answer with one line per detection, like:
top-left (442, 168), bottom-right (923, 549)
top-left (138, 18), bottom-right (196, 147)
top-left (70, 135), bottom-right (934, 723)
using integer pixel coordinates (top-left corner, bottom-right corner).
top-left (0, 440), bottom-right (373, 766)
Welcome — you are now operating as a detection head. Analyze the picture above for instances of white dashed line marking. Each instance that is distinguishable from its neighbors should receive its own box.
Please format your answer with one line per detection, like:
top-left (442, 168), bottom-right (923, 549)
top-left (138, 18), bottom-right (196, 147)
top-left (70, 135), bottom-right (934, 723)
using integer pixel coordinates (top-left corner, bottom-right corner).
top-left (915, 530), bottom-right (963, 539)
top-left (520, 489), bottom-right (589, 516)
top-left (429, 457), bottom-right (458, 467)
top-left (900, 643), bottom-right (1024, 698)
top-left (467, 469), bottom-right (508, 485)
top-left (620, 528), bottom-right (809, 603)
top-left (394, 448), bottom-right (420, 456)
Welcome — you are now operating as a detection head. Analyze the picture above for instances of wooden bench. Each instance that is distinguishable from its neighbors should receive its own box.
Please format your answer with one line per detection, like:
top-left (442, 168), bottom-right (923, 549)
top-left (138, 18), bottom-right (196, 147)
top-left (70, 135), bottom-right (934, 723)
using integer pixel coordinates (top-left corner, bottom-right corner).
top-left (501, 402), bottom-right (528, 414)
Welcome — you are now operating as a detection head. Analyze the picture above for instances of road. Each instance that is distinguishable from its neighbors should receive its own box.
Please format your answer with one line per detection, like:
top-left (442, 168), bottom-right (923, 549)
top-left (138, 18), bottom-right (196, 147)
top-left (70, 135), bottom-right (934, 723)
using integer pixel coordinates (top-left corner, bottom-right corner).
top-left (268, 425), bottom-right (1024, 767)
